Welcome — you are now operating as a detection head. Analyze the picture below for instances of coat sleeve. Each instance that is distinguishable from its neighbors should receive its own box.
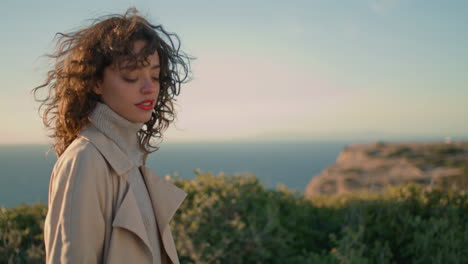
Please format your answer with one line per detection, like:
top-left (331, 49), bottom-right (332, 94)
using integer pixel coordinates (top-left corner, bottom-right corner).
top-left (44, 141), bottom-right (110, 264)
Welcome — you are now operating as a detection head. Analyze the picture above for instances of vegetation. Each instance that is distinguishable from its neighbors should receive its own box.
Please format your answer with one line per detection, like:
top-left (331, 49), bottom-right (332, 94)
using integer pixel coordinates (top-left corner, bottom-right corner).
top-left (373, 144), bottom-right (467, 170)
top-left (0, 203), bottom-right (46, 263)
top-left (1, 172), bottom-right (467, 263)
top-left (362, 143), bottom-right (468, 191)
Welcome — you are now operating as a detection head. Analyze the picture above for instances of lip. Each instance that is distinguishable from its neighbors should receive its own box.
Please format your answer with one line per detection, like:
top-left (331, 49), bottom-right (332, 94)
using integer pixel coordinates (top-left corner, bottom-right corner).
top-left (135, 99), bottom-right (155, 111)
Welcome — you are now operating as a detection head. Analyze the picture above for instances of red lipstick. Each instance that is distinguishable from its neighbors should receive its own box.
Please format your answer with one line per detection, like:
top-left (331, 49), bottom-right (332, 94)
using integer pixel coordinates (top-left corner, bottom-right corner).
top-left (135, 99), bottom-right (154, 111)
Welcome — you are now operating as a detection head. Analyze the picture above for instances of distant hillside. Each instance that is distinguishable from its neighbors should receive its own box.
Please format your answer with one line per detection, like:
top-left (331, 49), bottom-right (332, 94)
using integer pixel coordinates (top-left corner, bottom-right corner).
top-left (305, 141), bottom-right (468, 197)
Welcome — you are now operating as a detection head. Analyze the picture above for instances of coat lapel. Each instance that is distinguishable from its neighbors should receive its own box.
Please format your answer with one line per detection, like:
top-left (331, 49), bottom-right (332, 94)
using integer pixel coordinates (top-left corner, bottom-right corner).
top-left (81, 124), bottom-right (187, 264)
top-left (111, 186), bottom-right (153, 257)
top-left (140, 167), bottom-right (187, 264)
top-left (79, 125), bottom-right (133, 176)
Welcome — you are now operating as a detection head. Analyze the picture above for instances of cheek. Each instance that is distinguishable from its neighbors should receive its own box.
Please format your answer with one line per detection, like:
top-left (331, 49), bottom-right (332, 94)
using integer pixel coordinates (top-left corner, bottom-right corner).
top-left (102, 81), bottom-right (131, 103)
top-left (108, 79), bottom-right (131, 94)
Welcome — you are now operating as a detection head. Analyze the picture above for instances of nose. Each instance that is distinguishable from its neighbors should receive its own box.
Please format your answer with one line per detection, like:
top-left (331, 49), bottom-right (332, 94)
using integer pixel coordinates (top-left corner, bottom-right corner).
top-left (141, 78), bottom-right (159, 95)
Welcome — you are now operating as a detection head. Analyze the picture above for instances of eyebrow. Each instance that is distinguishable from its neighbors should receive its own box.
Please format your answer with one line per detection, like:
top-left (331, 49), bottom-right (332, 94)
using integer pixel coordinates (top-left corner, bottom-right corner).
top-left (119, 64), bottom-right (160, 71)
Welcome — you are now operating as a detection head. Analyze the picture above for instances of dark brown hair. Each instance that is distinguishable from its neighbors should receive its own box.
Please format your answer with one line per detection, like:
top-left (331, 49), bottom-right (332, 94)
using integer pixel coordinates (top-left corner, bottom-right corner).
top-left (33, 8), bottom-right (192, 157)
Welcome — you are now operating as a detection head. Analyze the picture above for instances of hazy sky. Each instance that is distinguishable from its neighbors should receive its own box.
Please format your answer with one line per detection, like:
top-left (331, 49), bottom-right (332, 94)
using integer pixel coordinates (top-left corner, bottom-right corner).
top-left (1, 0), bottom-right (467, 144)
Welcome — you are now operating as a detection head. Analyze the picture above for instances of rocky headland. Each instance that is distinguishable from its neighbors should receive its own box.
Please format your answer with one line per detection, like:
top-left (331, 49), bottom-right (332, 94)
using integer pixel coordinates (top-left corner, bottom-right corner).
top-left (305, 141), bottom-right (468, 197)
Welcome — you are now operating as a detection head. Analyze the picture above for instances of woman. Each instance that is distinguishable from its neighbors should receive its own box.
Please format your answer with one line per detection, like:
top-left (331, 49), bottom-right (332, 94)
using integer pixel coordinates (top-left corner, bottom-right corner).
top-left (33, 8), bottom-right (191, 264)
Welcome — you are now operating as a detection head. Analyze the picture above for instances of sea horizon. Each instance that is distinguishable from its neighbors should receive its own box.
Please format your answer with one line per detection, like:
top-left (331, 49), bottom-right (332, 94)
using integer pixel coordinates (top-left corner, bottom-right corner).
top-left (1, 136), bottom-right (467, 208)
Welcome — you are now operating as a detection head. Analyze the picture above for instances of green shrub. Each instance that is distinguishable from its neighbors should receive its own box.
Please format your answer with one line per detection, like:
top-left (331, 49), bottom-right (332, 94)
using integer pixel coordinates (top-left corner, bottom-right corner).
top-left (170, 171), bottom-right (341, 263)
top-left (0, 203), bottom-right (47, 264)
top-left (319, 184), bottom-right (468, 264)
top-left (1, 173), bottom-right (467, 263)
top-left (171, 173), bottom-right (467, 263)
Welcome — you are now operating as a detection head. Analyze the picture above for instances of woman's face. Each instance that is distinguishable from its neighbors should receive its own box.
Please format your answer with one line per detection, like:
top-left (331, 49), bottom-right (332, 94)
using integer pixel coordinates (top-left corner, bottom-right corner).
top-left (95, 40), bottom-right (160, 123)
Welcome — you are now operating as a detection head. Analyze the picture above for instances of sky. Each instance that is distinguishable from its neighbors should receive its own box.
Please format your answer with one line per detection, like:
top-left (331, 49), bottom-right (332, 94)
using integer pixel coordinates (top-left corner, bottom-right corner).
top-left (1, 0), bottom-right (467, 144)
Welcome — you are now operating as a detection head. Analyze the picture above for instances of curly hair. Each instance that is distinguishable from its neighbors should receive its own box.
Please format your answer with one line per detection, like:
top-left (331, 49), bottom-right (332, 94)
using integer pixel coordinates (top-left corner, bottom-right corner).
top-left (33, 8), bottom-right (192, 158)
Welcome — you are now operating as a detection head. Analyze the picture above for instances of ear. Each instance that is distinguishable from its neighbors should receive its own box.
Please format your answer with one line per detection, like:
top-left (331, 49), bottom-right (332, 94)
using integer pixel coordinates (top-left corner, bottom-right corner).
top-left (93, 82), bottom-right (103, 95)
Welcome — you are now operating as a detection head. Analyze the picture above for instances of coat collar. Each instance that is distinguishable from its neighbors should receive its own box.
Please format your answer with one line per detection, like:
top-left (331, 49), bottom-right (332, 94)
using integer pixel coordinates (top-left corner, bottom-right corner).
top-left (79, 124), bottom-right (187, 264)
top-left (80, 124), bottom-right (134, 176)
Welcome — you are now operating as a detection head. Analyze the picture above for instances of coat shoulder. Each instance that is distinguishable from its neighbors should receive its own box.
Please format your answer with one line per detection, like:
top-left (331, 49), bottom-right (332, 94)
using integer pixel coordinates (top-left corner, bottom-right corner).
top-left (45, 137), bottom-right (112, 263)
top-left (56, 136), bottom-right (106, 169)
top-left (52, 136), bottom-right (111, 191)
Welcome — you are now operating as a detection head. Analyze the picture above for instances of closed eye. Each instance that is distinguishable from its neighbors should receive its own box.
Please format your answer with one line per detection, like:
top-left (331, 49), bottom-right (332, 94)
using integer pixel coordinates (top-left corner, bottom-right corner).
top-left (123, 76), bottom-right (138, 83)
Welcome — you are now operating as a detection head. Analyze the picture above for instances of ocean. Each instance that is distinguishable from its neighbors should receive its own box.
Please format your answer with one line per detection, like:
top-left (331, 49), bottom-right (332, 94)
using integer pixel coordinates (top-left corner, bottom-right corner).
top-left (0, 141), bottom-right (349, 207)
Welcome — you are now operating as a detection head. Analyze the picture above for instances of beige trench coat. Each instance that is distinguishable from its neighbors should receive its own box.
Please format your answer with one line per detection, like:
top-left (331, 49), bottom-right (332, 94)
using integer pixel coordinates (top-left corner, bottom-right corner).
top-left (44, 124), bottom-right (187, 264)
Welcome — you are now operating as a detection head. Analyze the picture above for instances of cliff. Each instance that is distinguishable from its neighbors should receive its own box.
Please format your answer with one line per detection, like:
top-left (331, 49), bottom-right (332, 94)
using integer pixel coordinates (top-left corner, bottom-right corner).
top-left (305, 141), bottom-right (468, 197)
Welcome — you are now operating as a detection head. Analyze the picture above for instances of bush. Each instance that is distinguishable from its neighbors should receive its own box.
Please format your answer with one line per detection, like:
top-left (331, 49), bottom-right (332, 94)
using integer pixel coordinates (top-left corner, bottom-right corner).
top-left (1, 173), bottom-right (467, 263)
top-left (324, 185), bottom-right (468, 264)
top-left (172, 174), bottom-right (467, 263)
top-left (171, 171), bottom-right (342, 263)
top-left (0, 203), bottom-right (47, 264)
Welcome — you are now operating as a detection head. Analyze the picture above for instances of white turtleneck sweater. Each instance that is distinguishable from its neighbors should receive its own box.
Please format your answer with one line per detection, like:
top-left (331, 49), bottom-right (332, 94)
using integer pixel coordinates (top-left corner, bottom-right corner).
top-left (89, 102), bottom-right (162, 263)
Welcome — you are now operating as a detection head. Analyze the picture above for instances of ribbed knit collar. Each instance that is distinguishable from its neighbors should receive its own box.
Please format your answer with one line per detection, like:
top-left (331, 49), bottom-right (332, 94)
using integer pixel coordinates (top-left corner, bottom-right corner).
top-left (89, 102), bottom-right (144, 167)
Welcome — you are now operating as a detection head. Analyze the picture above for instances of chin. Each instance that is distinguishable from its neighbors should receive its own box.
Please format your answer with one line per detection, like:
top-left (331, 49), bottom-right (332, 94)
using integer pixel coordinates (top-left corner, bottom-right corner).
top-left (127, 114), bottom-right (152, 124)
top-left (141, 114), bottom-right (153, 123)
